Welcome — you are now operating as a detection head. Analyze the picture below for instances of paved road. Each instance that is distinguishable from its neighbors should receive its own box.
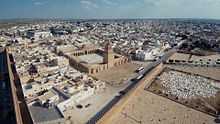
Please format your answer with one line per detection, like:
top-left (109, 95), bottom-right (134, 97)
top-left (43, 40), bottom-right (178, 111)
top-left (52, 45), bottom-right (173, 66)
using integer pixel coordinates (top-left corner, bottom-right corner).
top-left (86, 49), bottom-right (176, 124)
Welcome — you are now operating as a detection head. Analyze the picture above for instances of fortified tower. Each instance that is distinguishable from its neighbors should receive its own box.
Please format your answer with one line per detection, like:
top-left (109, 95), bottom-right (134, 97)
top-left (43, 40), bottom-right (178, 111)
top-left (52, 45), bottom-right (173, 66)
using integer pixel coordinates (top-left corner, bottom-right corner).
top-left (104, 42), bottom-right (114, 68)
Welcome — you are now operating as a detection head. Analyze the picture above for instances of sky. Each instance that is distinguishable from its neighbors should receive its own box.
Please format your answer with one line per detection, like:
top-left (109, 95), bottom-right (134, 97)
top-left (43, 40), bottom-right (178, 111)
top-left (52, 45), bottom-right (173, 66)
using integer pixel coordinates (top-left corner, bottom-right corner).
top-left (0, 0), bottom-right (220, 19)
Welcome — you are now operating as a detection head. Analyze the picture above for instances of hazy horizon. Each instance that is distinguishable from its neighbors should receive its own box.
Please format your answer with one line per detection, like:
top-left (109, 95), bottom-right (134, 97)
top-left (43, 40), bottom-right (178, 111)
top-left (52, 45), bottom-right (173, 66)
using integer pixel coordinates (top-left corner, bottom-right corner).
top-left (1, 0), bottom-right (220, 19)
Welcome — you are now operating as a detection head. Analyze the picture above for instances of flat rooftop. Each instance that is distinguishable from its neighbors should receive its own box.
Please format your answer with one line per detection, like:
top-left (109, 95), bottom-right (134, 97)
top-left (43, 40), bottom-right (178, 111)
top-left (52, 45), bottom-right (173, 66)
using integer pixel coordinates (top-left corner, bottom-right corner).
top-left (78, 54), bottom-right (104, 64)
top-left (29, 104), bottom-right (64, 123)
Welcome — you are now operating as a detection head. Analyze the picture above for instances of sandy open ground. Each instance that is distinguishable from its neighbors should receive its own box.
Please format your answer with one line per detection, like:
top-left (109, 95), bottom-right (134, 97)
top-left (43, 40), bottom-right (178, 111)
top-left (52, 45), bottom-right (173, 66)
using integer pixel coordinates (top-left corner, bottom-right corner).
top-left (92, 63), bottom-right (140, 85)
top-left (111, 90), bottom-right (215, 124)
top-left (167, 65), bottom-right (220, 81)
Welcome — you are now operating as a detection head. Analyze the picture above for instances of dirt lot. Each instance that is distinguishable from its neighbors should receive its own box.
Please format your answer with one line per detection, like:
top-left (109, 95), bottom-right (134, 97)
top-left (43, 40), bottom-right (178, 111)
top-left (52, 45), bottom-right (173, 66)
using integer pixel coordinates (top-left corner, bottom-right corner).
top-left (166, 65), bottom-right (220, 81)
top-left (92, 63), bottom-right (140, 85)
top-left (111, 90), bottom-right (215, 124)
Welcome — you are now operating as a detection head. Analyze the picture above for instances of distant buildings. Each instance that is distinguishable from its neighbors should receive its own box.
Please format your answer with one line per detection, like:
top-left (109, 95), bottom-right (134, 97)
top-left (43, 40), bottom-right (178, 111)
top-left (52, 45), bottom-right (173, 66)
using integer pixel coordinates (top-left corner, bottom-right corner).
top-left (1, 19), bottom-right (220, 124)
top-left (26, 30), bottom-right (52, 41)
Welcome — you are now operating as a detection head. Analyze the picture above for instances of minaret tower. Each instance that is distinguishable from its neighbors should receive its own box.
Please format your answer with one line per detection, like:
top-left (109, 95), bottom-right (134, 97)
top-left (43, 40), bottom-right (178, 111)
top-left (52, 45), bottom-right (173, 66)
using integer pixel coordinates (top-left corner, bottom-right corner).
top-left (104, 42), bottom-right (114, 68)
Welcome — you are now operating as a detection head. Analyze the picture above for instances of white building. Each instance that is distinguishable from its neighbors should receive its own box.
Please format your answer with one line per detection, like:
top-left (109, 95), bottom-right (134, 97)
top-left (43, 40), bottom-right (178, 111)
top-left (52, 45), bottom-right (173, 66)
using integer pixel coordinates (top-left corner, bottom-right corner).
top-left (22, 82), bottom-right (53, 98)
top-left (135, 50), bottom-right (155, 61)
top-left (57, 87), bottom-right (95, 116)
top-left (38, 90), bottom-right (59, 106)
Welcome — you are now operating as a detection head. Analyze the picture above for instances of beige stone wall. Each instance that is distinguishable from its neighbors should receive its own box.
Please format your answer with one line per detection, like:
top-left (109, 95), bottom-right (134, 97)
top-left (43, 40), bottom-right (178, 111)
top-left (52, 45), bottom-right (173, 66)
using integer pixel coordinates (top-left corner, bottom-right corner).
top-left (88, 64), bottom-right (108, 74)
top-left (113, 57), bottom-right (129, 67)
top-left (88, 57), bottom-right (129, 74)
top-left (71, 48), bottom-right (98, 57)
